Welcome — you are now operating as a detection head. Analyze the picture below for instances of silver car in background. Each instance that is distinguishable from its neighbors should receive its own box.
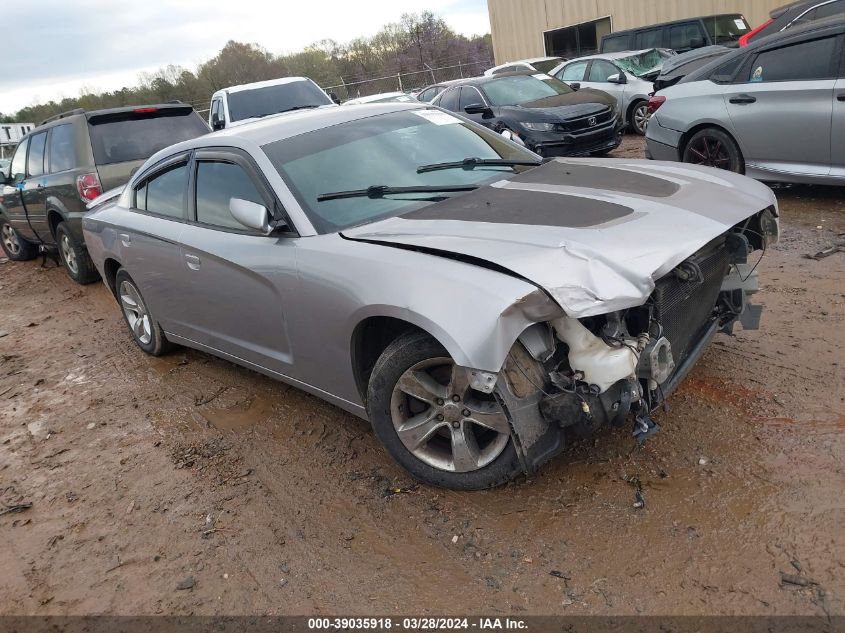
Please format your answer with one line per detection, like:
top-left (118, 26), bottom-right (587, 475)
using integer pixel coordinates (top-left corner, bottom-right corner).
top-left (83, 102), bottom-right (778, 489)
top-left (646, 17), bottom-right (845, 184)
top-left (551, 49), bottom-right (675, 135)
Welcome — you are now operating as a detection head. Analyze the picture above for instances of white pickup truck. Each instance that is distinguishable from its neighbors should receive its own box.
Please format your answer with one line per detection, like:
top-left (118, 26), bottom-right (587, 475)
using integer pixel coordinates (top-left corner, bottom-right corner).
top-left (208, 77), bottom-right (339, 130)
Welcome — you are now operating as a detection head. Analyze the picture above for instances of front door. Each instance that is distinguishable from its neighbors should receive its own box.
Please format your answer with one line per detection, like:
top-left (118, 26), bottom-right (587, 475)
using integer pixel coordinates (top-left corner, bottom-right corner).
top-left (20, 131), bottom-right (53, 244)
top-left (832, 75), bottom-right (845, 178)
top-left (579, 59), bottom-right (626, 111)
top-left (458, 86), bottom-right (491, 127)
top-left (174, 151), bottom-right (298, 376)
top-left (724, 34), bottom-right (839, 177)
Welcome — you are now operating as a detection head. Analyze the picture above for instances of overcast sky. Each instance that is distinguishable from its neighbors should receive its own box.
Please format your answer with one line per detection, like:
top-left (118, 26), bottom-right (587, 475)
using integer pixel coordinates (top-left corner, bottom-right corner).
top-left (1, 0), bottom-right (490, 115)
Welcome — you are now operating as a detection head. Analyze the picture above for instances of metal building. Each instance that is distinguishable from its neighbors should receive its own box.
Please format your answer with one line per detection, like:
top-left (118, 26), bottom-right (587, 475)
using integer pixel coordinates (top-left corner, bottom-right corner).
top-left (487, 0), bottom-right (786, 63)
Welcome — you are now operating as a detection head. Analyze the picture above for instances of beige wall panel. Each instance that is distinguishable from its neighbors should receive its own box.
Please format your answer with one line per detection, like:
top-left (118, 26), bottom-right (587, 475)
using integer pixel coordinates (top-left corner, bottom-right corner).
top-left (489, 0), bottom-right (786, 63)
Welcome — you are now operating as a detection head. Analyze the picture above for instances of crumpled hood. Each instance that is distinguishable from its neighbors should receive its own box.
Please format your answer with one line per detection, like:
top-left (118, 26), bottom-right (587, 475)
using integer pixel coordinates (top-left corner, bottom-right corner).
top-left (341, 158), bottom-right (777, 317)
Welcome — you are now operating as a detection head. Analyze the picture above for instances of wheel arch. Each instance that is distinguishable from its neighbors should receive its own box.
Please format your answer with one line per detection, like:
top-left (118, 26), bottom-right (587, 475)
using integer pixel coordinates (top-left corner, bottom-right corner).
top-left (102, 257), bottom-right (122, 297)
top-left (679, 122), bottom-right (745, 165)
top-left (47, 208), bottom-right (65, 238)
top-left (350, 314), bottom-right (461, 404)
top-left (625, 96), bottom-right (648, 125)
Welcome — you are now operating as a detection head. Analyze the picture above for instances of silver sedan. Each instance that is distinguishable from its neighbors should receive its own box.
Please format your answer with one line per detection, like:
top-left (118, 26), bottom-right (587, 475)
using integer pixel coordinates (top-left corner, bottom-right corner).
top-left (83, 102), bottom-right (778, 489)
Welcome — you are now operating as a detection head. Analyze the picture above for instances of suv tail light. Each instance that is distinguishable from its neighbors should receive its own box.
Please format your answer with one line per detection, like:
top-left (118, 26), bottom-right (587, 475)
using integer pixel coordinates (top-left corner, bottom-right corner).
top-left (647, 95), bottom-right (666, 114)
top-left (739, 19), bottom-right (772, 47)
top-left (76, 172), bottom-right (103, 202)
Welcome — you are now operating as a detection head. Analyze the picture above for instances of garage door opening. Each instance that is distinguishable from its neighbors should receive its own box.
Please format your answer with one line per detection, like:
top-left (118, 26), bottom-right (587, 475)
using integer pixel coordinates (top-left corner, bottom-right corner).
top-left (544, 17), bottom-right (612, 58)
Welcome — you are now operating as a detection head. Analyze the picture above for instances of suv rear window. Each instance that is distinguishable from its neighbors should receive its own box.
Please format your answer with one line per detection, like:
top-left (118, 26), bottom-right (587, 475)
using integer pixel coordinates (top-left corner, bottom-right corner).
top-left (87, 108), bottom-right (208, 165)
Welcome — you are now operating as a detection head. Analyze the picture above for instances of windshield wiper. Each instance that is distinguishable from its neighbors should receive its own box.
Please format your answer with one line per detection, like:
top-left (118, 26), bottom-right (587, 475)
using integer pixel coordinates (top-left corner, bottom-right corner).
top-left (417, 157), bottom-right (541, 174)
top-left (282, 104), bottom-right (322, 113)
top-left (317, 184), bottom-right (479, 202)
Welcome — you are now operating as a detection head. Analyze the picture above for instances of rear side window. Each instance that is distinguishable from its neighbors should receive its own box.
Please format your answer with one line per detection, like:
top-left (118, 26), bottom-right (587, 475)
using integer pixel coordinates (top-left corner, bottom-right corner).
top-left (747, 36), bottom-right (837, 82)
top-left (602, 34), bottom-right (630, 53)
top-left (195, 161), bottom-right (264, 230)
top-left (48, 124), bottom-right (77, 173)
top-left (669, 23), bottom-right (704, 50)
top-left (137, 163), bottom-right (188, 219)
top-left (27, 132), bottom-right (47, 177)
top-left (559, 61), bottom-right (587, 81)
top-left (635, 28), bottom-right (664, 49)
top-left (438, 88), bottom-right (460, 111)
top-left (88, 109), bottom-right (208, 165)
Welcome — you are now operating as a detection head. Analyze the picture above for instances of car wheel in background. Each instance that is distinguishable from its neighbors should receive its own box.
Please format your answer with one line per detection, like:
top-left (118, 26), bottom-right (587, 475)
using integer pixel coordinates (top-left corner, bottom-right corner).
top-left (0, 219), bottom-right (38, 261)
top-left (682, 128), bottom-right (744, 173)
top-left (114, 268), bottom-right (172, 356)
top-left (366, 331), bottom-right (522, 490)
top-left (56, 222), bottom-right (100, 284)
top-left (629, 100), bottom-right (649, 135)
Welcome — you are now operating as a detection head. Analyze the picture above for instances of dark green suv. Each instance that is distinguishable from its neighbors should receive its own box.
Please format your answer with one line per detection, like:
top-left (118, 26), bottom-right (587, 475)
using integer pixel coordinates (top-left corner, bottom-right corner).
top-left (0, 104), bottom-right (209, 283)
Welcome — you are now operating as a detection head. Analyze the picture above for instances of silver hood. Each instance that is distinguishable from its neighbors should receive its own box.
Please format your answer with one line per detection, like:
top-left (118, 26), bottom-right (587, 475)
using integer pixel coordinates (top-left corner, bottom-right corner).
top-left (341, 158), bottom-right (778, 318)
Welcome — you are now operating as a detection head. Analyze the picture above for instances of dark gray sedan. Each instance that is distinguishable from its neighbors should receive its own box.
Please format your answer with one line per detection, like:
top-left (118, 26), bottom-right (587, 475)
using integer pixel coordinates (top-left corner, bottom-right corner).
top-left (83, 102), bottom-right (778, 489)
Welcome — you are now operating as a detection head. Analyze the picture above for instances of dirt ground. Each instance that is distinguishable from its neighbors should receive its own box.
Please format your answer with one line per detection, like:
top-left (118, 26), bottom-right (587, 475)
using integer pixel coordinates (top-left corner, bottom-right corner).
top-left (1, 135), bottom-right (844, 617)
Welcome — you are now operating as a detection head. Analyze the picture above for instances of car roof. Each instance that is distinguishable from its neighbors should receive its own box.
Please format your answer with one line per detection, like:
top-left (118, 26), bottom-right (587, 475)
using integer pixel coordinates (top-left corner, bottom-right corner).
top-left (679, 15), bottom-right (845, 84)
top-left (345, 92), bottom-right (407, 104)
top-left (217, 76), bottom-right (312, 95)
top-left (605, 13), bottom-right (745, 35)
top-left (442, 71), bottom-right (547, 88)
top-left (560, 49), bottom-right (662, 63)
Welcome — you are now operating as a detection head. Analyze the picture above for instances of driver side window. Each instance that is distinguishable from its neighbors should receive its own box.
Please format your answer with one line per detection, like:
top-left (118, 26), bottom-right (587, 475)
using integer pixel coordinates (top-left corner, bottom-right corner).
top-left (195, 161), bottom-right (265, 230)
top-left (10, 138), bottom-right (29, 182)
top-left (458, 87), bottom-right (484, 111)
top-left (587, 60), bottom-right (620, 82)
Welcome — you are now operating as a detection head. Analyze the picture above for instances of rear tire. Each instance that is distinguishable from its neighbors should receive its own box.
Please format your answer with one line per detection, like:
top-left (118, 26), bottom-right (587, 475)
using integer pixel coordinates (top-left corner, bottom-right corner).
top-left (115, 269), bottom-right (172, 356)
top-left (366, 331), bottom-right (522, 490)
top-left (682, 128), bottom-right (744, 173)
top-left (0, 218), bottom-right (38, 261)
top-left (56, 222), bottom-right (99, 284)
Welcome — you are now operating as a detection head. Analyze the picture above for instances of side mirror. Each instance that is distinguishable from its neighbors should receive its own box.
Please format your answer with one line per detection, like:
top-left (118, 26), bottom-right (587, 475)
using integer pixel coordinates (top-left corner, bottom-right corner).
top-left (230, 198), bottom-right (271, 234)
top-left (689, 37), bottom-right (705, 49)
top-left (607, 73), bottom-right (627, 84)
top-left (464, 103), bottom-right (492, 116)
top-left (570, 82), bottom-right (581, 90)
top-left (211, 111), bottom-right (225, 131)
top-left (329, 92), bottom-right (341, 105)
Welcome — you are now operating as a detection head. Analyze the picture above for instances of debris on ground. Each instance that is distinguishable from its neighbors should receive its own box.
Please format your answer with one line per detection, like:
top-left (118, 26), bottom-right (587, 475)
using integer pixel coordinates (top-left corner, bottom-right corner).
top-left (175, 577), bottom-right (196, 590)
top-left (623, 474), bottom-right (645, 509)
top-left (780, 572), bottom-right (818, 588)
top-left (383, 484), bottom-right (419, 497)
top-left (803, 240), bottom-right (845, 260)
top-left (0, 502), bottom-right (33, 516)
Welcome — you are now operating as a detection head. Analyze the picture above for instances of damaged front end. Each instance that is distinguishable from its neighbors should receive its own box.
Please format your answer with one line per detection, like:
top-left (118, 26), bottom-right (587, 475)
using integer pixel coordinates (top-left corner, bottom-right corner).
top-left (494, 207), bottom-right (778, 474)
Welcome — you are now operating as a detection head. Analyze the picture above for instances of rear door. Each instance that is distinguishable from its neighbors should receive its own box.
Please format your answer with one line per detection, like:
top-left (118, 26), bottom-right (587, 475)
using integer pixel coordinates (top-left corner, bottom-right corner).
top-left (832, 39), bottom-right (845, 177)
top-left (119, 155), bottom-right (190, 334)
top-left (21, 131), bottom-right (52, 243)
top-left (174, 149), bottom-right (299, 375)
top-left (724, 34), bottom-right (840, 177)
top-left (87, 106), bottom-right (210, 191)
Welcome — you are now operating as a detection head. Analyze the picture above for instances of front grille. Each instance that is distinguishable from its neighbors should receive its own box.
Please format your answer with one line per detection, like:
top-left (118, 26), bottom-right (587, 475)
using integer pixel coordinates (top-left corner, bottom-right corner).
top-left (652, 237), bottom-right (730, 367)
top-left (558, 108), bottom-right (613, 132)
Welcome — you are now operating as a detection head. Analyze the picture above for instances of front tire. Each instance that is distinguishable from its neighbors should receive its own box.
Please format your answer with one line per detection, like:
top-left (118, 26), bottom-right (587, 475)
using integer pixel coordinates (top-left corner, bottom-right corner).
top-left (56, 222), bottom-right (99, 284)
top-left (0, 218), bottom-right (38, 261)
top-left (366, 331), bottom-right (522, 490)
top-left (115, 269), bottom-right (171, 356)
top-left (682, 128), bottom-right (744, 173)
top-left (629, 100), bottom-right (649, 135)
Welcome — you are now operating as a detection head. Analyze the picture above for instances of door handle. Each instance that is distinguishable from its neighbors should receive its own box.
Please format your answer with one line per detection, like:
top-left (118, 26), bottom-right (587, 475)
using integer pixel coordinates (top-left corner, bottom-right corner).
top-left (729, 94), bottom-right (756, 104)
top-left (838, 94), bottom-right (845, 102)
top-left (118, 233), bottom-right (131, 247)
top-left (185, 253), bottom-right (201, 271)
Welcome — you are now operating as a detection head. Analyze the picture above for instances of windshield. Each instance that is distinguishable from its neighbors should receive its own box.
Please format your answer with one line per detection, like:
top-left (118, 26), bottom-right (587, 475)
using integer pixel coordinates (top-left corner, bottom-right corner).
top-left (262, 109), bottom-right (539, 233)
top-left (532, 58), bottom-right (563, 73)
top-left (702, 14), bottom-right (751, 44)
top-left (482, 75), bottom-right (573, 107)
top-left (228, 80), bottom-right (333, 122)
top-left (615, 49), bottom-right (675, 76)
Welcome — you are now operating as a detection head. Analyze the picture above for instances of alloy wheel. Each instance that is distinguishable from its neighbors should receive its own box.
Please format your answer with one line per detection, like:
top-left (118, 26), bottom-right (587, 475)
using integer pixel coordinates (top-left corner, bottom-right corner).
top-left (389, 357), bottom-right (511, 473)
top-left (60, 233), bottom-right (78, 274)
top-left (2, 224), bottom-right (21, 256)
top-left (119, 280), bottom-right (152, 345)
top-left (633, 103), bottom-right (649, 134)
top-left (687, 135), bottom-right (732, 169)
